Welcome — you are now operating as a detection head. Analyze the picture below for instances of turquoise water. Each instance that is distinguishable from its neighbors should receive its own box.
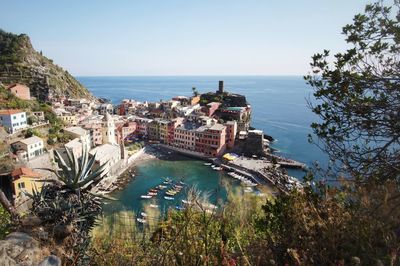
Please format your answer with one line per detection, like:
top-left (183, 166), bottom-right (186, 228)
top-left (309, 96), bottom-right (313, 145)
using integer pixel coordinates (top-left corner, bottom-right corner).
top-left (103, 155), bottom-right (241, 215)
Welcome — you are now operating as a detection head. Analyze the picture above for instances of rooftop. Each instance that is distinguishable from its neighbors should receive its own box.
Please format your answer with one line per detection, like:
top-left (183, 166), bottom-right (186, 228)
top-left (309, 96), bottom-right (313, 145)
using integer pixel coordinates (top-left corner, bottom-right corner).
top-left (15, 136), bottom-right (43, 145)
top-left (89, 143), bottom-right (120, 161)
top-left (64, 126), bottom-right (88, 136)
top-left (12, 167), bottom-right (41, 178)
top-left (0, 109), bottom-right (24, 115)
top-left (65, 138), bottom-right (83, 150)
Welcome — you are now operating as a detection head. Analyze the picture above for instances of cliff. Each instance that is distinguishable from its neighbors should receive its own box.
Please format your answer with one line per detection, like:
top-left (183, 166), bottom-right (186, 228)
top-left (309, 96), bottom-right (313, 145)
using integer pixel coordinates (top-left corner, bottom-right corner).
top-left (0, 29), bottom-right (94, 101)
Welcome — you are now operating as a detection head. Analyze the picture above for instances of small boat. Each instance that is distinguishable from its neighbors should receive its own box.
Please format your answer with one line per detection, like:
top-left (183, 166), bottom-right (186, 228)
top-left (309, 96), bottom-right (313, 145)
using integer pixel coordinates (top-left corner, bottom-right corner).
top-left (136, 218), bottom-right (147, 224)
top-left (141, 195), bottom-right (152, 199)
top-left (203, 203), bottom-right (218, 210)
top-left (175, 205), bottom-right (185, 211)
top-left (182, 199), bottom-right (192, 205)
top-left (131, 174), bottom-right (135, 178)
top-left (149, 204), bottom-right (159, 208)
top-left (141, 212), bottom-right (148, 217)
top-left (166, 191), bottom-right (177, 196)
top-left (164, 196), bottom-right (174, 200)
top-left (244, 187), bottom-right (253, 193)
top-left (148, 192), bottom-right (157, 196)
top-left (213, 167), bottom-right (223, 171)
top-left (179, 181), bottom-right (186, 185)
top-left (204, 162), bottom-right (212, 166)
top-left (157, 185), bottom-right (167, 189)
top-left (149, 189), bottom-right (158, 193)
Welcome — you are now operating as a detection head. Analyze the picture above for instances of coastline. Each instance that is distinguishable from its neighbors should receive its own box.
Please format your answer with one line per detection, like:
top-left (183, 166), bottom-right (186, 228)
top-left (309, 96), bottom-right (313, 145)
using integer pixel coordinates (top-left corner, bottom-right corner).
top-left (96, 143), bottom-right (287, 197)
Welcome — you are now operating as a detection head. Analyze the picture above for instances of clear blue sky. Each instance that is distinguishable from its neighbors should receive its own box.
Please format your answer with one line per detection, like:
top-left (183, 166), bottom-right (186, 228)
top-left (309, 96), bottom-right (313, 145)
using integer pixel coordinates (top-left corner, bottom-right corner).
top-left (0, 0), bottom-right (370, 76)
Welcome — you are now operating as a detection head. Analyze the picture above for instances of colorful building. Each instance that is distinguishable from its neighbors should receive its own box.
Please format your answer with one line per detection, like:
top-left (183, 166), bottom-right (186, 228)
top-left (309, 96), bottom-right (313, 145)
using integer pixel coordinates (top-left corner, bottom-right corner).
top-left (225, 121), bottom-right (237, 149)
top-left (0, 109), bottom-right (27, 134)
top-left (195, 123), bottom-right (227, 157)
top-left (7, 84), bottom-right (31, 100)
top-left (11, 168), bottom-right (43, 198)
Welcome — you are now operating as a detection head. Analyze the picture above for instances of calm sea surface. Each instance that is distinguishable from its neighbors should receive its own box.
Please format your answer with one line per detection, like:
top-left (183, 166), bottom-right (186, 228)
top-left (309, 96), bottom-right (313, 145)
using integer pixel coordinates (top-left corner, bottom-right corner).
top-left (77, 76), bottom-right (328, 213)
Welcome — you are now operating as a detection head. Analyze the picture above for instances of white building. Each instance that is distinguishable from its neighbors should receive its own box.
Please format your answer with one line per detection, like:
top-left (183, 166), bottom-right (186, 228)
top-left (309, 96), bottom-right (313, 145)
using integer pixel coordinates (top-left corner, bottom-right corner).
top-left (0, 110), bottom-right (27, 134)
top-left (12, 136), bottom-right (44, 161)
top-left (65, 138), bottom-right (85, 159)
top-left (89, 143), bottom-right (121, 177)
top-left (64, 126), bottom-right (91, 149)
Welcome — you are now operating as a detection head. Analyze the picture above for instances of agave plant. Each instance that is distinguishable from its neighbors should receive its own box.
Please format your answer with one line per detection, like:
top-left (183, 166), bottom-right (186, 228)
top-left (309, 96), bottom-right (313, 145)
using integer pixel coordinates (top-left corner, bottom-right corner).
top-left (41, 143), bottom-right (108, 192)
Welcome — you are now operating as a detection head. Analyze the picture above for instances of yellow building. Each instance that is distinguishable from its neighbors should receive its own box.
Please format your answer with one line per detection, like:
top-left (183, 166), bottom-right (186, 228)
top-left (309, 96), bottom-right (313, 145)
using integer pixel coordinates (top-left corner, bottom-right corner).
top-left (11, 168), bottom-right (44, 197)
top-left (60, 115), bottom-right (77, 125)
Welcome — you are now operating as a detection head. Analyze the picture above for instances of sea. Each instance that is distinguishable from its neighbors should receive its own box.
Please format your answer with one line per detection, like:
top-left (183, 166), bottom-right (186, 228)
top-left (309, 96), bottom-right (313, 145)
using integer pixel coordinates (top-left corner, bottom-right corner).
top-left (77, 76), bottom-right (329, 213)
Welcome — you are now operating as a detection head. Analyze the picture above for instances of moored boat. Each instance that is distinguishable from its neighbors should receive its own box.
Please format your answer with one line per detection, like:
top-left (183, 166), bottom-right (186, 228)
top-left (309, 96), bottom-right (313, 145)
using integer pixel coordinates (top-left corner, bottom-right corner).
top-left (141, 195), bottom-right (152, 199)
top-left (136, 218), bottom-right (147, 224)
top-left (164, 196), bottom-right (174, 200)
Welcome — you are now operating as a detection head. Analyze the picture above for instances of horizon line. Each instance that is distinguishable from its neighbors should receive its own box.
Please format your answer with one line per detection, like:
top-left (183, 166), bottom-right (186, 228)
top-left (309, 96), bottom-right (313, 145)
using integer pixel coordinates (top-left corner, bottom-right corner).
top-left (75, 74), bottom-right (305, 78)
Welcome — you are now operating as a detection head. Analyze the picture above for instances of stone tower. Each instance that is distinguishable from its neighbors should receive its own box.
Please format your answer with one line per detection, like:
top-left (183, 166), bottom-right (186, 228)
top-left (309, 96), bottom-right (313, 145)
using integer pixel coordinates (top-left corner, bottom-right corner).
top-left (102, 112), bottom-right (116, 145)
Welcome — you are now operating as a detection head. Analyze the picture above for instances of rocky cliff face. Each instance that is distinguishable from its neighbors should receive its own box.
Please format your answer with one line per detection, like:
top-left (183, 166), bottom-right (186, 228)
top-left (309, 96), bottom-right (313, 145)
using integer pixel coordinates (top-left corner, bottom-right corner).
top-left (0, 29), bottom-right (94, 101)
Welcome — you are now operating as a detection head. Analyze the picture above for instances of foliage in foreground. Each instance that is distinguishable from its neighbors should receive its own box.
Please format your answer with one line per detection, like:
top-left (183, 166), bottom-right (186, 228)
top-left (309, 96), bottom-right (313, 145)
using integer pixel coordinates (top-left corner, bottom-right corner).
top-left (23, 145), bottom-right (109, 264)
top-left (0, 204), bottom-right (11, 239)
top-left (89, 178), bottom-right (399, 266)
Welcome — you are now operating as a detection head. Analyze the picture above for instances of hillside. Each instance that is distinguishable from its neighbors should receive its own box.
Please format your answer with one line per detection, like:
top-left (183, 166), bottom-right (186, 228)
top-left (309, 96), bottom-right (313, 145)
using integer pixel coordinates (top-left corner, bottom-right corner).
top-left (0, 29), bottom-right (94, 101)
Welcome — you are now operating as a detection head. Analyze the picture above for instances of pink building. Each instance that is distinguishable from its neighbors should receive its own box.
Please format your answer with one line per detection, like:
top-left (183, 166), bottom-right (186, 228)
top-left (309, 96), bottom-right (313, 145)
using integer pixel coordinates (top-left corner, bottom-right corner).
top-left (195, 124), bottom-right (227, 157)
top-left (7, 84), bottom-right (31, 100)
top-left (83, 123), bottom-right (103, 146)
top-left (174, 124), bottom-right (197, 151)
top-left (224, 121), bottom-right (237, 149)
top-left (119, 122), bottom-right (137, 140)
top-left (202, 102), bottom-right (221, 117)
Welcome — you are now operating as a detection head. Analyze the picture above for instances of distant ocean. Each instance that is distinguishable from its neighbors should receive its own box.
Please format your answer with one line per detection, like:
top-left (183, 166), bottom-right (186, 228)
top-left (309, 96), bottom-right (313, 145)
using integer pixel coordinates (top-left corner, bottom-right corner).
top-left (77, 76), bottom-right (328, 179)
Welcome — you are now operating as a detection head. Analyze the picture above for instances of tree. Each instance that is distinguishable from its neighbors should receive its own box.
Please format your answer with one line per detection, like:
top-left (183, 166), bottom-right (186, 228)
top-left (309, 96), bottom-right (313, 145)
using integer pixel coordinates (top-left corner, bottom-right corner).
top-left (304, 0), bottom-right (400, 182)
top-left (192, 87), bottom-right (199, 97)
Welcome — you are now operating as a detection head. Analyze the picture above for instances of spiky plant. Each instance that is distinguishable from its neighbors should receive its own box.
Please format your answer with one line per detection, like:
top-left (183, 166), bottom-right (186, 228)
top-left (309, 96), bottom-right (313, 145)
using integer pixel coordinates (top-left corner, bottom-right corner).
top-left (41, 143), bottom-right (108, 192)
top-left (25, 143), bottom-right (111, 265)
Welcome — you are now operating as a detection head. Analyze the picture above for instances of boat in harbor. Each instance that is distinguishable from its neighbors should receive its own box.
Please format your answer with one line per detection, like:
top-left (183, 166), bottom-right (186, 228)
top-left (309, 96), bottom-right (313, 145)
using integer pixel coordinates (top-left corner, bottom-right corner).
top-left (149, 204), bottom-right (159, 208)
top-left (136, 218), bottom-right (147, 224)
top-left (204, 162), bottom-right (212, 166)
top-left (141, 195), bottom-right (152, 199)
top-left (175, 205), bottom-right (185, 211)
top-left (182, 199), bottom-right (192, 205)
top-left (148, 192), bottom-right (157, 196)
top-left (164, 196), bottom-right (174, 200)
top-left (202, 203), bottom-right (218, 210)
top-left (141, 212), bottom-right (148, 217)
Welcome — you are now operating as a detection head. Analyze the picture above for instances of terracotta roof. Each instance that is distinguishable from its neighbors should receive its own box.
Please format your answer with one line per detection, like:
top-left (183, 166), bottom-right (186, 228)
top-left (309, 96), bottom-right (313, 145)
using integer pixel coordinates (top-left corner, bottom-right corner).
top-left (11, 167), bottom-right (41, 178)
top-left (0, 109), bottom-right (24, 115)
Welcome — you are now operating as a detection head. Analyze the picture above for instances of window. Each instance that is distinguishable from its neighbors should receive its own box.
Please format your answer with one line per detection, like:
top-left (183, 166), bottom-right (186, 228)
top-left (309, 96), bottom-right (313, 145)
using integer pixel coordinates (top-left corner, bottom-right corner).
top-left (13, 116), bottom-right (16, 119)
top-left (18, 182), bottom-right (25, 189)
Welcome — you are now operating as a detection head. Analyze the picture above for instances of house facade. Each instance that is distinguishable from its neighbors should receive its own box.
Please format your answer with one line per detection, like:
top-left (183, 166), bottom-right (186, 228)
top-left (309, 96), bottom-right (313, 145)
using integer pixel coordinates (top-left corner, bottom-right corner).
top-left (12, 136), bottom-right (44, 161)
top-left (0, 110), bottom-right (27, 134)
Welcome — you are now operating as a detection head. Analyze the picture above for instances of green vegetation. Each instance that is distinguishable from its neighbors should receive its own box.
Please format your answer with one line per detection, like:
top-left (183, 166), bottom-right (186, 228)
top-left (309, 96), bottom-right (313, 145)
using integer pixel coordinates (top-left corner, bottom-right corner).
top-left (126, 142), bottom-right (144, 153)
top-left (91, 187), bottom-right (267, 265)
top-left (0, 205), bottom-right (11, 239)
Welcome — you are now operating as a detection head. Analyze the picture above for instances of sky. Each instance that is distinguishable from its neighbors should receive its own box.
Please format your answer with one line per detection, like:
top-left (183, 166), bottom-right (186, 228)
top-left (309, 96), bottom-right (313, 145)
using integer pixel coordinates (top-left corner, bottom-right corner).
top-left (0, 0), bottom-right (371, 76)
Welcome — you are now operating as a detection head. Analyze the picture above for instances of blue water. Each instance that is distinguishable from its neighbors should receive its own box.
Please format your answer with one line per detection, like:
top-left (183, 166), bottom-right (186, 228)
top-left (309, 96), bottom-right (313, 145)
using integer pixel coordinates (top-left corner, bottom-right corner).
top-left (77, 76), bottom-right (329, 178)
top-left (103, 155), bottom-right (240, 214)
